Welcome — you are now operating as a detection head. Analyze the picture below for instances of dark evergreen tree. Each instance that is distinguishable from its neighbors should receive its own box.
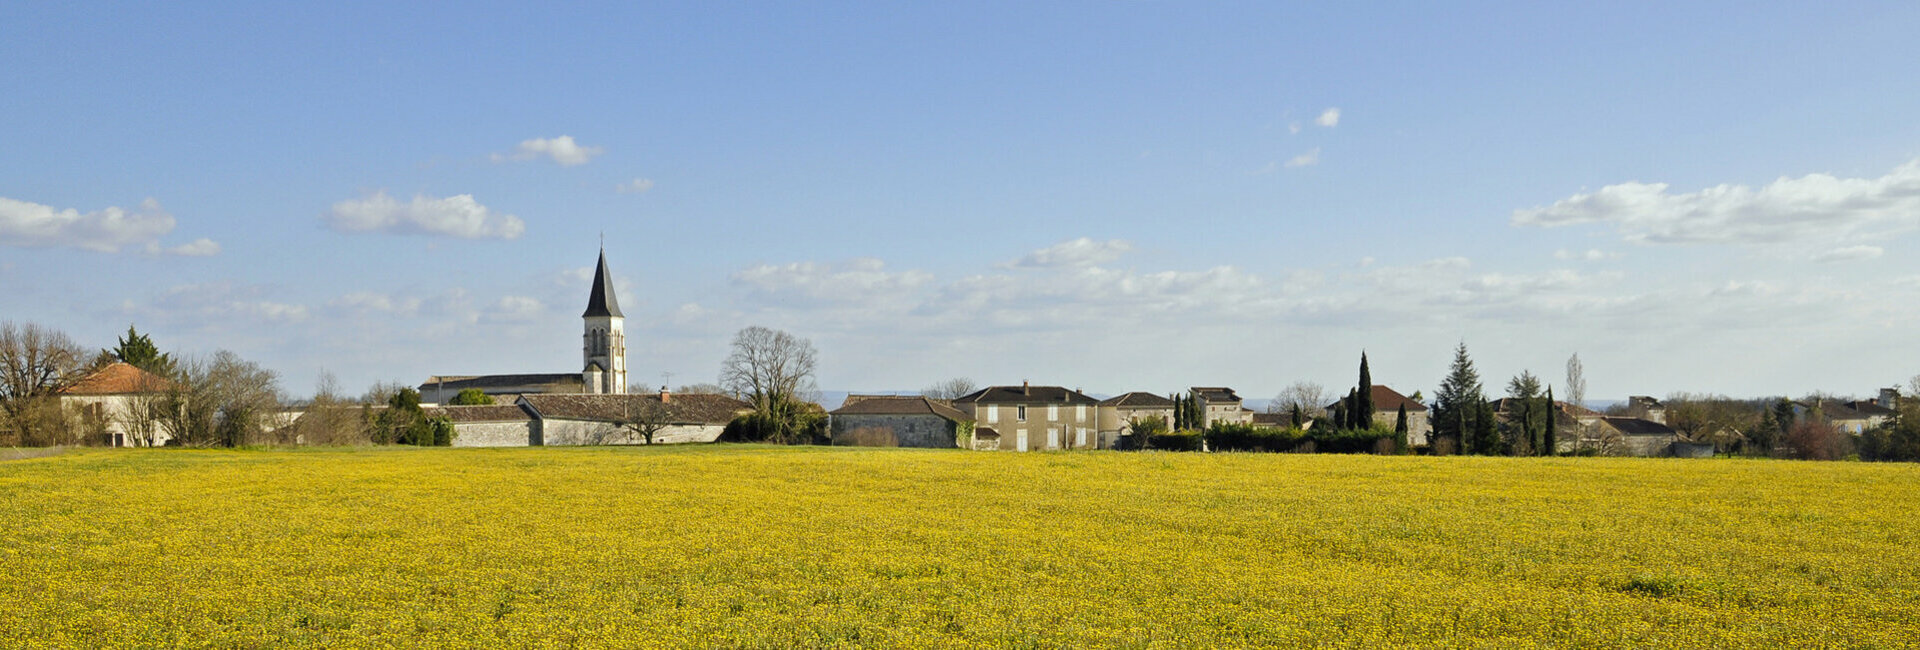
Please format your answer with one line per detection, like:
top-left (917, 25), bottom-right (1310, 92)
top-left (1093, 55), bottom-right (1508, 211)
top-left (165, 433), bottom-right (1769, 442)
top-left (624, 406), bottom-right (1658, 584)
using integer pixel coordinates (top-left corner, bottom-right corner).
top-left (1290, 403), bottom-right (1304, 428)
top-left (1431, 342), bottom-right (1485, 454)
top-left (1543, 386), bottom-right (1557, 456)
top-left (109, 325), bottom-right (173, 376)
top-left (1394, 403), bottom-right (1409, 453)
top-left (1471, 399), bottom-right (1501, 455)
top-left (1356, 352), bottom-right (1374, 430)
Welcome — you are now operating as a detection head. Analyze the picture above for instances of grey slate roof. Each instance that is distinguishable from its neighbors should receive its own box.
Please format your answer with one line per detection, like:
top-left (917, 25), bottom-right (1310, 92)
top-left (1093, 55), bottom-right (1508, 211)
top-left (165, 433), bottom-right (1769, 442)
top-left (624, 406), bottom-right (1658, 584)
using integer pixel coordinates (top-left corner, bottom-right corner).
top-left (520, 393), bottom-right (750, 425)
top-left (583, 249), bottom-right (623, 318)
top-left (424, 404), bottom-right (535, 423)
top-left (953, 385), bottom-right (1098, 405)
top-left (1192, 387), bottom-right (1241, 402)
top-left (1600, 416), bottom-right (1677, 436)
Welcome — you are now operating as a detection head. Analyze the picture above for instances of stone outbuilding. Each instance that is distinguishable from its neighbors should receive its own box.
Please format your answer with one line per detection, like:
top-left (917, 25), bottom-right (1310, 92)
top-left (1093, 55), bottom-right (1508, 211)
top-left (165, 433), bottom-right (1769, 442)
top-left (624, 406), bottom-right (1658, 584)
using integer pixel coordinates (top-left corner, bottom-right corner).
top-left (1096, 392), bottom-right (1176, 445)
top-left (517, 391), bottom-right (750, 445)
top-left (828, 395), bottom-right (973, 448)
top-left (423, 404), bottom-right (538, 447)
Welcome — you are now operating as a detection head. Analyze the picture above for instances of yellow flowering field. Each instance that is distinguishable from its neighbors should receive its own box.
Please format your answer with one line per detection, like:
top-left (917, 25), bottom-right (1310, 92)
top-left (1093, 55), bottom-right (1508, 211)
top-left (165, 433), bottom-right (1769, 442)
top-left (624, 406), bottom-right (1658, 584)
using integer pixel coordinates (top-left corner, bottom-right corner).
top-left (3, 446), bottom-right (1917, 647)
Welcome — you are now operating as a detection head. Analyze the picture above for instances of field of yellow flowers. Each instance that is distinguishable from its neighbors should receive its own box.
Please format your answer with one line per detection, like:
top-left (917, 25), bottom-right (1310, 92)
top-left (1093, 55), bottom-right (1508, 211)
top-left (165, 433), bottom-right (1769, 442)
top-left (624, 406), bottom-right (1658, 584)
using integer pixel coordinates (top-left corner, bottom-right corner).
top-left (3, 446), bottom-right (1917, 647)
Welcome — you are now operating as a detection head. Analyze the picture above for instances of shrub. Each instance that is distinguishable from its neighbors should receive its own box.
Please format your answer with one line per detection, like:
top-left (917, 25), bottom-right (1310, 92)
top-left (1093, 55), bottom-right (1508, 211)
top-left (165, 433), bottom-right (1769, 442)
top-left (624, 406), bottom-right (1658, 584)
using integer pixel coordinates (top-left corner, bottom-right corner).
top-left (1147, 430), bottom-right (1204, 452)
top-left (1203, 422), bottom-right (1305, 453)
top-left (1308, 426), bottom-right (1396, 454)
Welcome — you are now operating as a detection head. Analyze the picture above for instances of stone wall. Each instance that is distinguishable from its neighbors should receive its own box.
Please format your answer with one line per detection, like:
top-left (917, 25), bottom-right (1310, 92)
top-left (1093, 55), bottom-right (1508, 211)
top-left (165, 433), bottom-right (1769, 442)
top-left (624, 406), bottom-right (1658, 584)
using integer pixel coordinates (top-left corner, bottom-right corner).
top-left (830, 414), bottom-right (959, 448)
top-left (450, 421), bottom-right (534, 447)
top-left (538, 418), bottom-right (725, 446)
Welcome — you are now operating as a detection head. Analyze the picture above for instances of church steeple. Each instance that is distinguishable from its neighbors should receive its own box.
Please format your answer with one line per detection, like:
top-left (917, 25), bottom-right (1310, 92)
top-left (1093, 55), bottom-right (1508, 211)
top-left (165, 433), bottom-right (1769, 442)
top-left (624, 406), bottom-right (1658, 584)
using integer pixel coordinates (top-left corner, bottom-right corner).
top-left (582, 247), bottom-right (626, 394)
top-left (583, 248), bottom-right (623, 318)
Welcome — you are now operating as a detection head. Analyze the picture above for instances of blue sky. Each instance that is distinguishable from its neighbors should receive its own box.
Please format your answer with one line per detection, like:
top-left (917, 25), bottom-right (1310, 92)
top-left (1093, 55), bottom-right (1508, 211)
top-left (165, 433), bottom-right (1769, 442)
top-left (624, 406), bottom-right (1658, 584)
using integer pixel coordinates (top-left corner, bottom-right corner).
top-left (5, 2), bottom-right (1919, 402)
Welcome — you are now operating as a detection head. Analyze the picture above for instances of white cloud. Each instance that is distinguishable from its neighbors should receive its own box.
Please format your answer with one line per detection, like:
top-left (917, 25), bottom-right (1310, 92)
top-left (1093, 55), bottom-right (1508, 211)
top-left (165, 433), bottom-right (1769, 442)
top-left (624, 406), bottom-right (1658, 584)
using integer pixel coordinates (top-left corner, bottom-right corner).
top-left (1513, 159), bottom-right (1920, 247)
top-left (1554, 248), bottom-right (1619, 261)
top-left (1284, 148), bottom-right (1321, 168)
top-left (328, 291), bottom-right (424, 316)
top-left (616, 178), bottom-right (655, 194)
top-left (491, 135), bottom-right (603, 167)
top-left (1005, 238), bottom-right (1134, 269)
top-left (0, 196), bottom-right (217, 254)
top-left (482, 296), bottom-right (546, 323)
top-left (1811, 245), bottom-right (1884, 263)
top-left (130, 282), bottom-right (311, 325)
top-left (325, 191), bottom-right (526, 239)
top-left (733, 258), bottom-right (933, 304)
top-left (1315, 108), bottom-right (1341, 127)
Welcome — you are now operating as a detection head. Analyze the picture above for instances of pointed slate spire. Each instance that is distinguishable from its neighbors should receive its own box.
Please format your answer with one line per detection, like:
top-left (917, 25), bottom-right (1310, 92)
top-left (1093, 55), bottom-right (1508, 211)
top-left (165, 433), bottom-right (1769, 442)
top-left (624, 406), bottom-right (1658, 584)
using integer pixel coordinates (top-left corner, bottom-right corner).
top-left (583, 248), bottom-right (623, 318)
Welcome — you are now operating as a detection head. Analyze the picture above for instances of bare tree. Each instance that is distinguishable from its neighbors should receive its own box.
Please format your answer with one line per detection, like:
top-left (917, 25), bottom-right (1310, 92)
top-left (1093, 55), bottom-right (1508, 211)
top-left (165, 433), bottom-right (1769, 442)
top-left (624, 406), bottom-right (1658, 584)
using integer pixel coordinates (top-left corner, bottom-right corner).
top-left (615, 397), bottom-right (674, 445)
top-left (921, 377), bottom-right (977, 401)
top-left (116, 370), bottom-right (173, 447)
top-left (0, 322), bottom-right (89, 446)
top-left (1269, 382), bottom-right (1329, 417)
top-left (156, 351), bottom-right (283, 447)
top-left (721, 326), bottom-right (819, 412)
top-left (1565, 353), bottom-right (1587, 408)
top-left (288, 370), bottom-right (372, 445)
top-left (676, 383), bottom-right (726, 395)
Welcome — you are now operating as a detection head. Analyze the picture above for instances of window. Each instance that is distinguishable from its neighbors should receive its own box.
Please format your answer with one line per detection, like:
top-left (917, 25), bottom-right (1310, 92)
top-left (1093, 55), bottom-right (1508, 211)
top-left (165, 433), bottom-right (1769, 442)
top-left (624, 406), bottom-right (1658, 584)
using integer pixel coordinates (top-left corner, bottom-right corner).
top-left (985, 405), bottom-right (998, 422)
top-left (1017, 405), bottom-right (1027, 421)
top-left (1076, 405), bottom-right (1085, 420)
top-left (1048, 404), bottom-right (1058, 420)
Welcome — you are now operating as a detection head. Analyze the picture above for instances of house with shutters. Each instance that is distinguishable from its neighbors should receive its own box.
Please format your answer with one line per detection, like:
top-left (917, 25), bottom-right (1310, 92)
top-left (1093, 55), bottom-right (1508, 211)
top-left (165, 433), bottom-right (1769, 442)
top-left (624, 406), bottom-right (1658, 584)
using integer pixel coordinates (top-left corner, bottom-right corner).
top-left (951, 382), bottom-right (1101, 451)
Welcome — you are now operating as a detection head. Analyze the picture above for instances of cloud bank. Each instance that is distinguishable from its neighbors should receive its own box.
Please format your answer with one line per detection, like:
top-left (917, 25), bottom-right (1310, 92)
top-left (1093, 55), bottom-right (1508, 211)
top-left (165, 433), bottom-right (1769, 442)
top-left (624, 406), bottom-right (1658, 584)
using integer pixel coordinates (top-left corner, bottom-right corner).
top-left (0, 196), bottom-right (218, 255)
top-left (325, 191), bottom-right (526, 239)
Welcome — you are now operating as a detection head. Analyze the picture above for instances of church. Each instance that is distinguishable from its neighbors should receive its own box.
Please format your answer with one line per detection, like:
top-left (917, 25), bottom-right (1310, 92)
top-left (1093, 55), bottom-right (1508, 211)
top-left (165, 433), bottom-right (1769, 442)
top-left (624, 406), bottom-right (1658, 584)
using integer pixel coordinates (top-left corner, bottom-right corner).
top-left (418, 248), bottom-right (629, 403)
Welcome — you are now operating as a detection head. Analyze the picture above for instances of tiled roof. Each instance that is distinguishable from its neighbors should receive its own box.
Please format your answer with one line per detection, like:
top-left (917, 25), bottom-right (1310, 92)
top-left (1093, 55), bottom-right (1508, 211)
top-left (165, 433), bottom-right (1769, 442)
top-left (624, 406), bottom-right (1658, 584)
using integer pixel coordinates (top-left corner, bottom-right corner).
top-left (419, 373), bottom-right (583, 392)
top-left (1368, 385), bottom-right (1427, 412)
top-left (61, 362), bottom-right (173, 395)
top-left (830, 395), bottom-right (973, 423)
top-left (424, 404), bottom-right (534, 423)
top-left (1100, 391), bottom-right (1176, 407)
top-left (520, 393), bottom-right (750, 425)
top-left (1250, 412), bottom-right (1292, 427)
top-left (1191, 387), bottom-right (1241, 402)
top-left (954, 385), bottom-right (1098, 405)
top-left (1601, 416), bottom-right (1677, 436)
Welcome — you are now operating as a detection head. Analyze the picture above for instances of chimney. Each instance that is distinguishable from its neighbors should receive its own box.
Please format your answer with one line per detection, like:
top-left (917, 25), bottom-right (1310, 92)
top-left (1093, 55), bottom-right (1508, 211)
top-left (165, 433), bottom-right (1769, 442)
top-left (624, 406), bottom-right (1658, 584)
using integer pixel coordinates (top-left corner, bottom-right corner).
top-left (1023, 380), bottom-right (1030, 395)
top-left (659, 386), bottom-right (671, 403)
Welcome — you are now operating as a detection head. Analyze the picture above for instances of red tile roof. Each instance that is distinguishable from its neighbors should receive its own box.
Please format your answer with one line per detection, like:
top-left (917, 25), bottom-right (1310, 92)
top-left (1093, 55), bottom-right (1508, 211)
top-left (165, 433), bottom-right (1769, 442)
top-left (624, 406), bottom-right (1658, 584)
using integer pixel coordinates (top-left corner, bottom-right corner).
top-left (61, 362), bottom-right (173, 395)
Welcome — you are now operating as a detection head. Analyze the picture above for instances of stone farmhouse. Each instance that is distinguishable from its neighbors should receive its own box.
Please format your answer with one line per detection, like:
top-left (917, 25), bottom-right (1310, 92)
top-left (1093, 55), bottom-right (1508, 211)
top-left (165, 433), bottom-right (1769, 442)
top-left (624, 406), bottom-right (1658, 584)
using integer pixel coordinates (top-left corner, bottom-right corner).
top-left (828, 395), bottom-right (974, 448)
top-left (1097, 392), bottom-right (1176, 445)
top-left (1192, 386), bottom-right (1255, 428)
top-left (58, 362), bottom-right (174, 447)
top-left (952, 383), bottom-right (1101, 451)
top-left (417, 391), bottom-right (751, 447)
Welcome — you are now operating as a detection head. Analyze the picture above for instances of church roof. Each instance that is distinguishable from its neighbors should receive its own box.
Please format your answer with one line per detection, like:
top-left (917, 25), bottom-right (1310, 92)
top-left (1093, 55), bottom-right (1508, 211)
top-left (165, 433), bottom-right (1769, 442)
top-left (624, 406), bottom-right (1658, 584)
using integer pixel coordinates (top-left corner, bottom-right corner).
top-left (583, 249), bottom-right (623, 318)
top-left (419, 373), bottom-right (583, 392)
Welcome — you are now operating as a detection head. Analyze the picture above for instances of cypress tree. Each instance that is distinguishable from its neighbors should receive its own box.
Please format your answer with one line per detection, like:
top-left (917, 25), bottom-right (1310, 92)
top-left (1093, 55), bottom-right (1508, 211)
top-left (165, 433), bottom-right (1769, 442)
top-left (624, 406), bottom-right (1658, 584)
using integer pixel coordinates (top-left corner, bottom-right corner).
top-left (1356, 352), bottom-right (1374, 430)
top-left (1544, 386), bottom-right (1557, 456)
top-left (1472, 398), bottom-right (1500, 455)
top-left (1394, 403), bottom-right (1409, 453)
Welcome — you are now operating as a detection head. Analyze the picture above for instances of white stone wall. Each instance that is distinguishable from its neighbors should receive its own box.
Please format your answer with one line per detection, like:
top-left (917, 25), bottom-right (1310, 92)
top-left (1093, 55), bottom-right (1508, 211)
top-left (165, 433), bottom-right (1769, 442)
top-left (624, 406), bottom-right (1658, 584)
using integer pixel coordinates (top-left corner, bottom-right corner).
top-left (538, 418), bottom-right (724, 446)
top-left (59, 395), bottom-right (170, 447)
top-left (450, 421), bottom-right (534, 447)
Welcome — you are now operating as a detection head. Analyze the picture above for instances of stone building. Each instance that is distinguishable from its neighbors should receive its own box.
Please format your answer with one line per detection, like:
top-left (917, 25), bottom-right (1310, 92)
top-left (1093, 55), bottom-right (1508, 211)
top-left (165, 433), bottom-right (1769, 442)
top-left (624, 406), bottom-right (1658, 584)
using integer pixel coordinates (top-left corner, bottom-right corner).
top-left (519, 391), bottom-right (749, 445)
top-left (952, 383), bottom-right (1101, 451)
top-left (828, 395), bottom-right (973, 448)
top-left (57, 362), bottom-right (174, 447)
top-left (1192, 386), bottom-right (1254, 428)
top-left (423, 404), bottom-right (537, 447)
top-left (1096, 392), bottom-right (1176, 445)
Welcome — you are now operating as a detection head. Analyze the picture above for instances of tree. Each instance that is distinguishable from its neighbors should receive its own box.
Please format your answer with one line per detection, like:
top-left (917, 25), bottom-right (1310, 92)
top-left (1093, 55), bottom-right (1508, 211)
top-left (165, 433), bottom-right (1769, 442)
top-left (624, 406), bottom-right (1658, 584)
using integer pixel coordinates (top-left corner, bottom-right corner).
top-left (108, 325), bottom-right (174, 376)
top-left (1268, 382), bottom-right (1328, 418)
top-left (155, 351), bottom-right (283, 447)
top-left (289, 371), bottom-right (373, 445)
top-left (719, 326), bottom-right (821, 444)
top-left (921, 378), bottom-right (978, 401)
top-left (1565, 353), bottom-right (1587, 409)
top-left (1506, 370), bottom-right (1543, 455)
top-left (1354, 353), bottom-right (1374, 430)
top-left (1393, 403), bottom-right (1409, 453)
top-left (1431, 342), bottom-right (1486, 455)
top-left (1784, 419), bottom-right (1849, 461)
top-left (615, 397), bottom-right (673, 445)
top-left (449, 388), bottom-right (495, 405)
top-left (1543, 386), bottom-right (1557, 455)
top-left (374, 387), bottom-right (432, 445)
top-left (1471, 397), bottom-right (1501, 455)
top-left (0, 322), bottom-right (90, 446)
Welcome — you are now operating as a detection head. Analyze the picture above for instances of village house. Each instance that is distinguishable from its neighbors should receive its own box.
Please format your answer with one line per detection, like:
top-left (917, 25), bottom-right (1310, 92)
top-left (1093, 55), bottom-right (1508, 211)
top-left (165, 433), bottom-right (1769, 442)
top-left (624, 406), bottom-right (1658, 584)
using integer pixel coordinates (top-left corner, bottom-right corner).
top-left (828, 395), bottom-right (973, 448)
top-left (1096, 392), bottom-right (1176, 446)
top-left (57, 362), bottom-right (174, 447)
top-left (952, 383), bottom-right (1100, 451)
top-left (1192, 386), bottom-right (1255, 428)
top-left (1368, 386), bottom-right (1431, 444)
top-left (1590, 416), bottom-right (1681, 456)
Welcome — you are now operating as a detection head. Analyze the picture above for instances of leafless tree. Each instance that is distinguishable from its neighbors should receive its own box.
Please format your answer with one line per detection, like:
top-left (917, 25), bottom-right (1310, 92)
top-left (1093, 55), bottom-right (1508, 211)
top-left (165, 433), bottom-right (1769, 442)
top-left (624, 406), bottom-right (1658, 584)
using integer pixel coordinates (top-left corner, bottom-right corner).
top-left (116, 371), bottom-right (174, 447)
top-left (615, 397), bottom-right (673, 445)
top-left (676, 383), bottom-right (726, 395)
top-left (1269, 381), bottom-right (1329, 417)
top-left (720, 326), bottom-right (819, 412)
top-left (157, 351), bottom-right (283, 447)
top-left (288, 371), bottom-right (372, 445)
top-left (921, 377), bottom-right (977, 401)
top-left (1565, 353), bottom-right (1587, 408)
top-left (0, 322), bottom-right (89, 446)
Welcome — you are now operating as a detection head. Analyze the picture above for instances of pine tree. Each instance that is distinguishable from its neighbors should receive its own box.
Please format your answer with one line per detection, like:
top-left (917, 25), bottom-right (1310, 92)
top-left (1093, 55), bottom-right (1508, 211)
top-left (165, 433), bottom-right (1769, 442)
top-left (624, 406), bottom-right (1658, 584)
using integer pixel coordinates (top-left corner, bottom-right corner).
top-left (109, 325), bottom-right (173, 376)
top-left (1472, 398), bottom-right (1500, 455)
top-left (1356, 352), bottom-right (1374, 430)
top-left (1432, 342), bottom-right (1484, 454)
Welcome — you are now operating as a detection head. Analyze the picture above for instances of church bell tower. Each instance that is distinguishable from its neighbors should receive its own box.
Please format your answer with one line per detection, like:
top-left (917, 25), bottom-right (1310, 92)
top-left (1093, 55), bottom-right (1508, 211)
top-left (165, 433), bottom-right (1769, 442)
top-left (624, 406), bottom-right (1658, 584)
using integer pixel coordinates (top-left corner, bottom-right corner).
top-left (582, 248), bottom-right (626, 394)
